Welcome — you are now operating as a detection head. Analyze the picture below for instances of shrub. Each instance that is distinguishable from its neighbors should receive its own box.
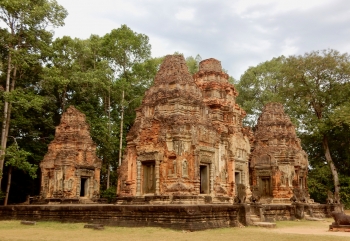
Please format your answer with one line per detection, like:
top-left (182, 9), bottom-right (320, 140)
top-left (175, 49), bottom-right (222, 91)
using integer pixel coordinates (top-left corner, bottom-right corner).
top-left (100, 186), bottom-right (116, 203)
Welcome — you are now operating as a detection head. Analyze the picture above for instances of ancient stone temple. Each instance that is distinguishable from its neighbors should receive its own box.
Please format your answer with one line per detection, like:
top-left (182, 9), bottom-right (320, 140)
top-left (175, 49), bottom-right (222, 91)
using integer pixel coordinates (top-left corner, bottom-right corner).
top-left (193, 59), bottom-right (251, 196)
top-left (40, 106), bottom-right (101, 201)
top-left (250, 103), bottom-right (308, 203)
top-left (117, 55), bottom-right (251, 203)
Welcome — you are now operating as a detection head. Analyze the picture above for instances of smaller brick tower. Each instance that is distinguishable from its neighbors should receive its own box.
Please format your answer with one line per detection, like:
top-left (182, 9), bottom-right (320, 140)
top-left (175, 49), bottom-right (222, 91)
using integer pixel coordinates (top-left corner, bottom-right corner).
top-left (250, 103), bottom-right (308, 203)
top-left (40, 106), bottom-right (101, 201)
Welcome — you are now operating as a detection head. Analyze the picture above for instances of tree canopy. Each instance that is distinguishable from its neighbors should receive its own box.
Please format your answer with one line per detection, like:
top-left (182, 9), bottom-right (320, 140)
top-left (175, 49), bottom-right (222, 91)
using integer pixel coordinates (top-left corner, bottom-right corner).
top-left (0, 2), bottom-right (349, 208)
top-left (0, 2), bottom-right (161, 204)
top-left (236, 49), bottom-right (350, 207)
top-left (0, 0), bottom-right (67, 204)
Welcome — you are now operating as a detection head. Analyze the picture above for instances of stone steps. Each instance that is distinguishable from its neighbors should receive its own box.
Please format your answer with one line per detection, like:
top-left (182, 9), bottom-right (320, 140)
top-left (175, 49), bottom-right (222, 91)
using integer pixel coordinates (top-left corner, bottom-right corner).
top-left (304, 214), bottom-right (324, 221)
top-left (251, 217), bottom-right (261, 222)
top-left (79, 198), bottom-right (96, 204)
top-left (250, 214), bottom-right (261, 223)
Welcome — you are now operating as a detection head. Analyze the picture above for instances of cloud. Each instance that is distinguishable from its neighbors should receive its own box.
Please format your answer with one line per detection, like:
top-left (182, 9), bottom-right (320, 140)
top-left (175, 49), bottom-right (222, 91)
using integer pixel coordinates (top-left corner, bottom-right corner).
top-left (281, 37), bottom-right (299, 56)
top-left (175, 8), bottom-right (196, 21)
top-left (54, 0), bottom-right (350, 79)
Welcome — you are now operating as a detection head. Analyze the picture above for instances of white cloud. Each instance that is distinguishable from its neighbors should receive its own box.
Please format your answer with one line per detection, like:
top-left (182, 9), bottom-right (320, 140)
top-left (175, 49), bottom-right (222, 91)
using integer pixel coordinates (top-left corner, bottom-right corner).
top-left (51, 0), bottom-right (350, 80)
top-left (175, 8), bottom-right (196, 21)
top-left (149, 35), bottom-right (180, 57)
top-left (231, 0), bottom-right (334, 16)
top-left (281, 37), bottom-right (299, 56)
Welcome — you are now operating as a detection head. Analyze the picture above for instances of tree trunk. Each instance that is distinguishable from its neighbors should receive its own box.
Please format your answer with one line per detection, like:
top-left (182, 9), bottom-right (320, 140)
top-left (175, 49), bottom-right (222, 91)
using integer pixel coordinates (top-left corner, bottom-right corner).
top-left (106, 164), bottom-right (110, 189)
top-left (118, 90), bottom-right (125, 167)
top-left (106, 86), bottom-right (111, 189)
top-left (4, 165), bottom-right (12, 206)
top-left (5, 65), bottom-right (16, 145)
top-left (61, 85), bottom-right (67, 112)
top-left (0, 51), bottom-right (12, 189)
top-left (322, 135), bottom-right (340, 203)
top-left (3, 65), bottom-right (17, 206)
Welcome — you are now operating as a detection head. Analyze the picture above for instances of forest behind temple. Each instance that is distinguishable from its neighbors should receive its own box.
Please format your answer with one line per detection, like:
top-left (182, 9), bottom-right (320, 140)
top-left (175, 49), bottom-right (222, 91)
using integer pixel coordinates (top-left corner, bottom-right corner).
top-left (0, 1), bottom-right (349, 207)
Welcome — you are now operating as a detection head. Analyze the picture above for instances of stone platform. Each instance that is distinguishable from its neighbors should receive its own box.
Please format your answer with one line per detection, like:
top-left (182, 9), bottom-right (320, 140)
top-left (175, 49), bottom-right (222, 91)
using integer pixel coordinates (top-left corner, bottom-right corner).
top-left (0, 204), bottom-right (246, 231)
top-left (0, 203), bottom-right (342, 231)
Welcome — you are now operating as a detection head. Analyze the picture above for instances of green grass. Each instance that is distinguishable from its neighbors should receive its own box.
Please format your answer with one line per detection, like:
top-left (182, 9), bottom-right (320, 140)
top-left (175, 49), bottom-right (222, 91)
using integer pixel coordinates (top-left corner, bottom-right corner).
top-left (0, 218), bottom-right (349, 241)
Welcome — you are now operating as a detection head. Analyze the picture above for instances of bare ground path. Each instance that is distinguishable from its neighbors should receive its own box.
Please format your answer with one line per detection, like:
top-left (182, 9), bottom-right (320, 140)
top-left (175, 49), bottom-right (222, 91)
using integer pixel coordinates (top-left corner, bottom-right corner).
top-left (271, 218), bottom-right (350, 237)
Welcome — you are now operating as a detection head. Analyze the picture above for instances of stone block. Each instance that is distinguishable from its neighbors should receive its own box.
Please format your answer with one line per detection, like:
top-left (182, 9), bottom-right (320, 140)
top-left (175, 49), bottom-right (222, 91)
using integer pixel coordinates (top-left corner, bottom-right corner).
top-left (20, 220), bottom-right (36, 225)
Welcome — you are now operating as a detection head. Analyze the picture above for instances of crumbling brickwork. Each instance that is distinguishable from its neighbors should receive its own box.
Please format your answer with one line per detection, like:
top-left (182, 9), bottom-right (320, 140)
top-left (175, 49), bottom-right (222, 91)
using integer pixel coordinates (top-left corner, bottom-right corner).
top-left (194, 58), bottom-right (251, 199)
top-left (118, 55), bottom-right (251, 203)
top-left (40, 106), bottom-right (101, 200)
top-left (250, 103), bottom-right (308, 203)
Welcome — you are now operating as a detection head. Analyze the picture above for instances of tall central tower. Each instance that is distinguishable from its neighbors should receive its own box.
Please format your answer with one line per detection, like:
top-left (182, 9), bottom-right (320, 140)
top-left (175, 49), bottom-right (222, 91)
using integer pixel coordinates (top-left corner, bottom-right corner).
top-left (117, 55), bottom-right (251, 203)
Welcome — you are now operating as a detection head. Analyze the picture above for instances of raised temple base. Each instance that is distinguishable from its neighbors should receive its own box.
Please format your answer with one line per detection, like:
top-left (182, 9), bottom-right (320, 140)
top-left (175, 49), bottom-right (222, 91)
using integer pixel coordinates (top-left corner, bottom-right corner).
top-left (0, 203), bottom-right (342, 231)
top-left (0, 204), bottom-right (246, 231)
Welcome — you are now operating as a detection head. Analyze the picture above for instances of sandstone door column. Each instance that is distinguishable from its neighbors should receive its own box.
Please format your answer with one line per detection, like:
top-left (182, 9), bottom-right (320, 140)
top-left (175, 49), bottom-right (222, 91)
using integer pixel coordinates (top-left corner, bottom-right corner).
top-left (136, 160), bottom-right (141, 196)
top-left (210, 163), bottom-right (214, 194)
top-left (155, 160), bottom-right (160, 195)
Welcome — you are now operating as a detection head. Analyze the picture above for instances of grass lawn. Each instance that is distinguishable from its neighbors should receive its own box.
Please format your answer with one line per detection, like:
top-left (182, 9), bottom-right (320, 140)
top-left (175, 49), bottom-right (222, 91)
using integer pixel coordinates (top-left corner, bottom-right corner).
top-left (0, 217), bottom-right (349, 241)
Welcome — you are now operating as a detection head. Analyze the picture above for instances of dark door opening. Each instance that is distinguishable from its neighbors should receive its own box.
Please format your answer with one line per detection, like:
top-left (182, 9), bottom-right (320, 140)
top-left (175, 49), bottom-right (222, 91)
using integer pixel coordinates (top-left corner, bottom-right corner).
top-left (80, 178), bottom-right (87, 197)
top-left (235, 172), bottom-right (241, 193)
top-left (259, 177), bottom-right (271, 197)
top-left (200, 165), bottom-right (209, 194)
top-left (142, 161), bottom-right (156, 194)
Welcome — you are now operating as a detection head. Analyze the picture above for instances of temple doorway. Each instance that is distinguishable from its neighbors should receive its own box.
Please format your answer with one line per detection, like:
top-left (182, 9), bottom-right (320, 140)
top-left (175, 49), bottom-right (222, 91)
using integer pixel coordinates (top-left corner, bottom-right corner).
top-left (259, 177), bottom-right (271, 197)
top-left (142, 161), bottom-right (156, 194)
top-left (299, 177), bottom-right (304, 189)
top-left (200, 165), bottom-right (209, 194)
top-left (80, 177), bottom-right (88, 197)
top-left (235, 171), bottom-right (241, 193)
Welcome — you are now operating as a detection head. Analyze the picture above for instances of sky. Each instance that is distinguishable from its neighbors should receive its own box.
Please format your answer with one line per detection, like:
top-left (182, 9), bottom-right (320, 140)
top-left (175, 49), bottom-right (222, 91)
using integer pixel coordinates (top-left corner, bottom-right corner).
top-left (54, 0), bottom-right (350, 79)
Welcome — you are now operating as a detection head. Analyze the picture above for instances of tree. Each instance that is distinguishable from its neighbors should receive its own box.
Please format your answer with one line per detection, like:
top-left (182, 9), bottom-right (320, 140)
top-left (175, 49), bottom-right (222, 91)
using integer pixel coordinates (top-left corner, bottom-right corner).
top-left (4, 141), bottom-right (34, 205)
top-left (41, 35), bottom-right (117, 190)
top-left (40, 28), bottom-right (158, 192)
top-left (282, 50), bottom-right (350, 202)
top-left (186, 54), bottom-right (202, 74)
top-left (101, 25), bottom-right (151, 187)
top-left (0, 0), bottom-right (67, 200)
top-left (236, 49), bottom-right (350, 204)
top-left (0, 37), bottom-right (57, 203)
top-left (236, 56), bottom-right (287, 126)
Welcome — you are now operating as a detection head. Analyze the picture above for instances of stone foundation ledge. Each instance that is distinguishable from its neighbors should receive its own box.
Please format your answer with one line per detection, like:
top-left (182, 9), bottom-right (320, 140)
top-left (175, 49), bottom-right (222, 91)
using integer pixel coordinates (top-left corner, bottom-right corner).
top-left (0, 203), bottom-right (341, 231)
top-left (249, 203), bottom-right (342, 222)
top-left (116, 195), bottom-right (233, 205)
top-left (0, 204), bottom-right (246, 231)
top-left (31, 198), bottom-right (103, 205)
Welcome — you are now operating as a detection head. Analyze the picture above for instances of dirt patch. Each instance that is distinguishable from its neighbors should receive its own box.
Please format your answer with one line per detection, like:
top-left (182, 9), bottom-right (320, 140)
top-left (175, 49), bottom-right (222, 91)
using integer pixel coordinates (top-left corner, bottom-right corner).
top-left (272, 219), bottom-right (350, 237)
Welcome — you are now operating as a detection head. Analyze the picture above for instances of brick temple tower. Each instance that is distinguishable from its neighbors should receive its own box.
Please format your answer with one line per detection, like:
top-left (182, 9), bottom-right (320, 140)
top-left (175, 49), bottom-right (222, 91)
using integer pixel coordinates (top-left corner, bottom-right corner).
top-left (40, 106), bottom-right (101, 201)
top-left (117, 55), bottom-right (251, 203)
top-left (194, 58), bottom-right (251, 198)
top-left (250, 103), bottom-right (308, 203)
